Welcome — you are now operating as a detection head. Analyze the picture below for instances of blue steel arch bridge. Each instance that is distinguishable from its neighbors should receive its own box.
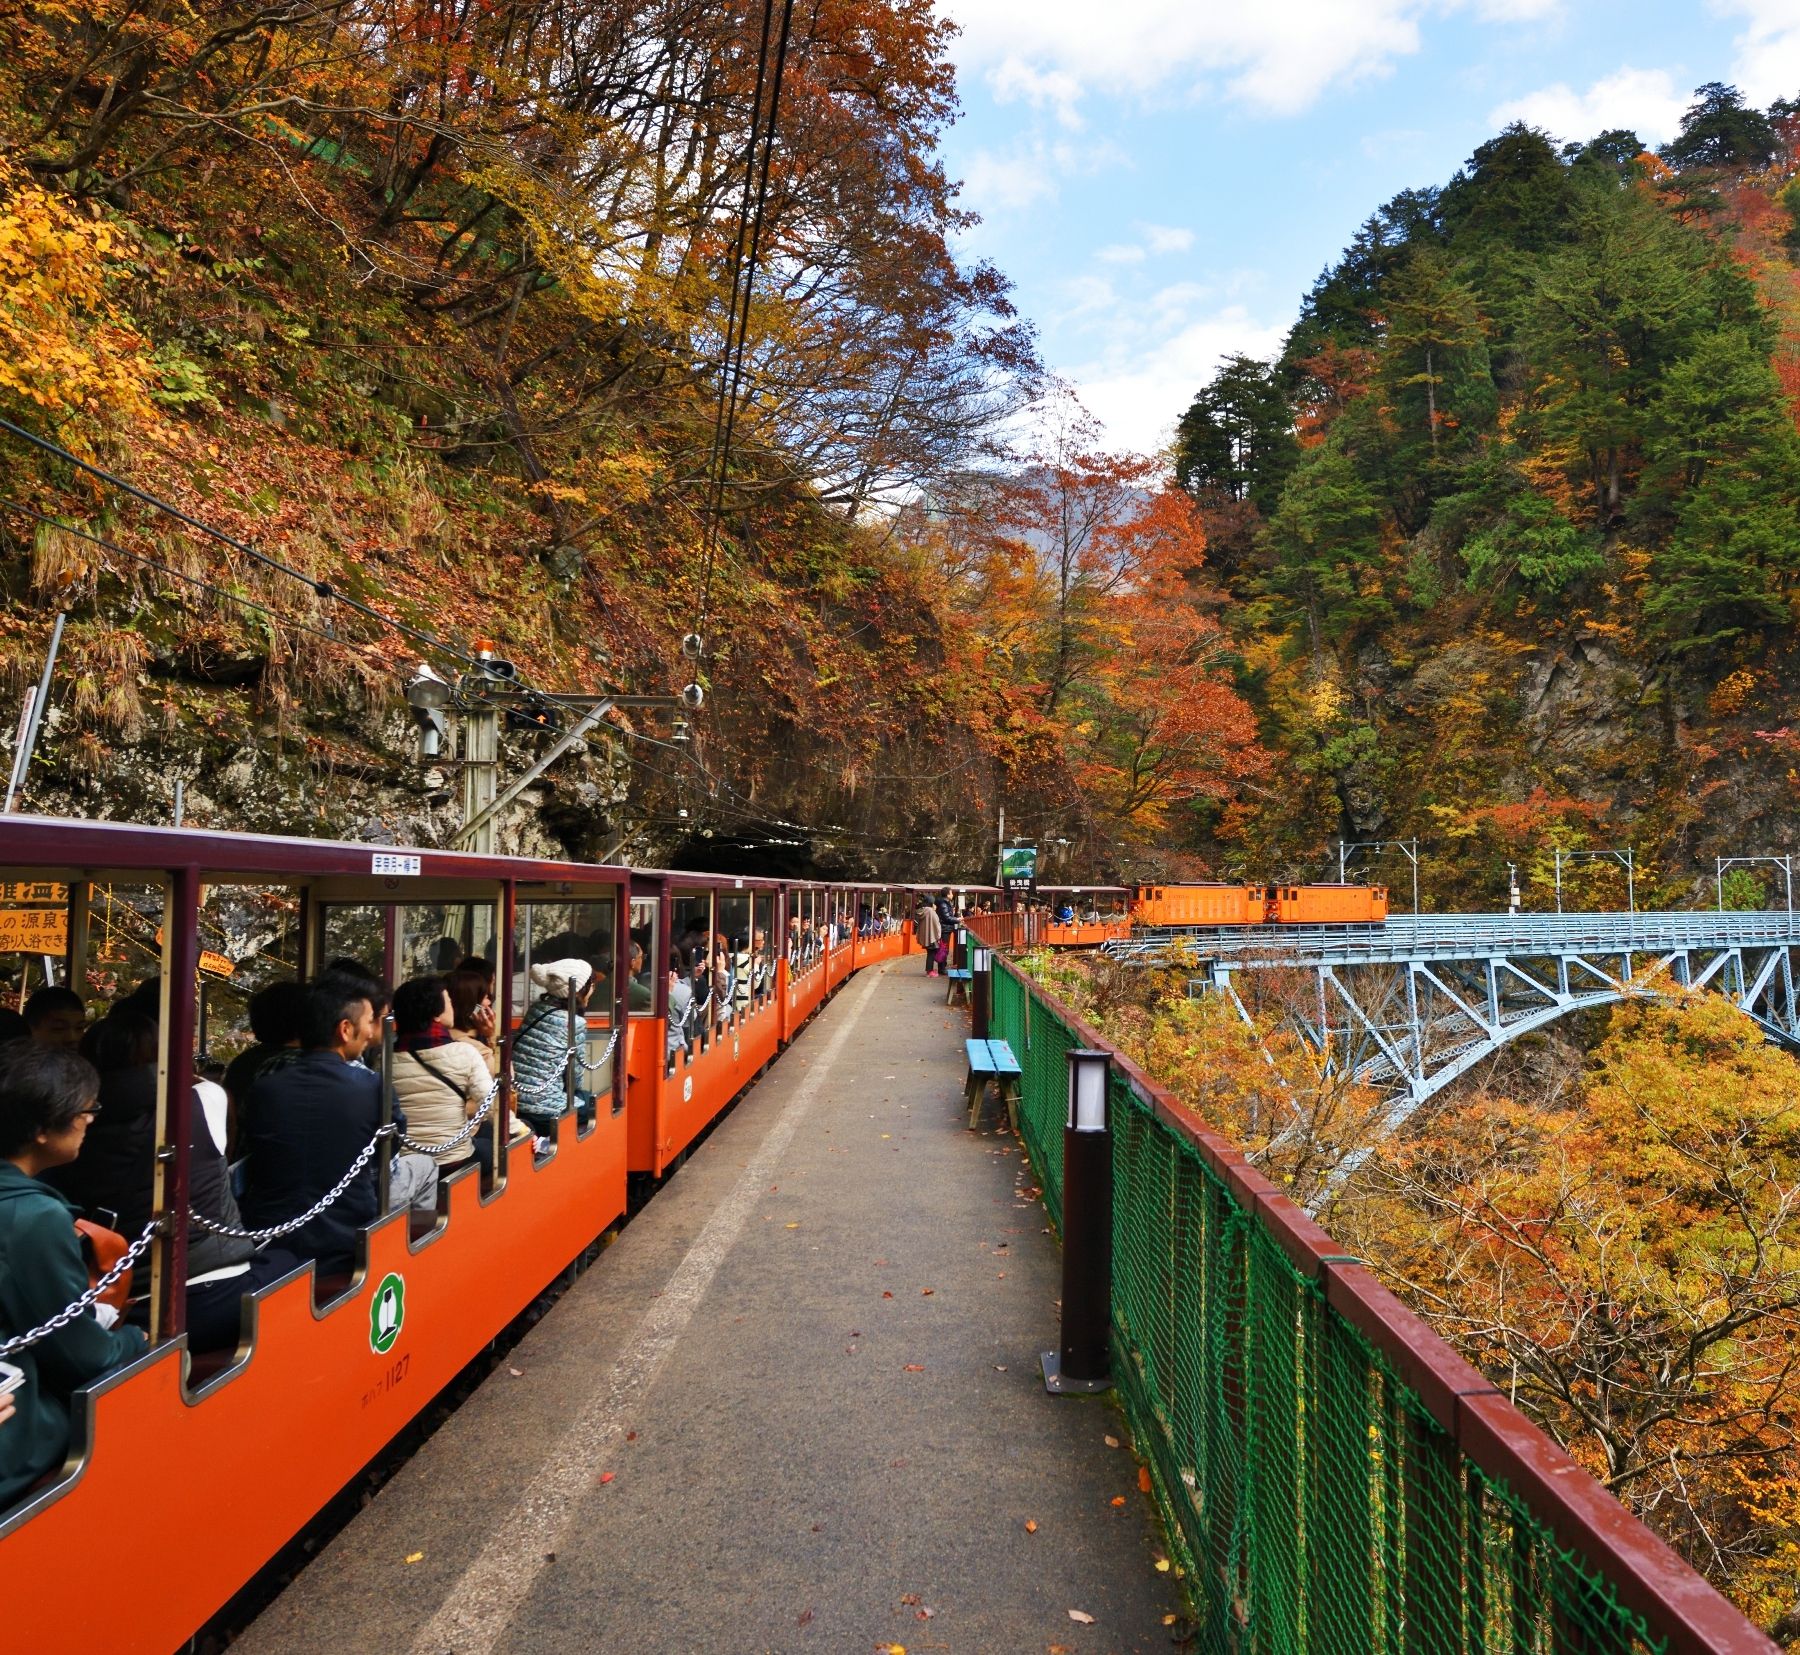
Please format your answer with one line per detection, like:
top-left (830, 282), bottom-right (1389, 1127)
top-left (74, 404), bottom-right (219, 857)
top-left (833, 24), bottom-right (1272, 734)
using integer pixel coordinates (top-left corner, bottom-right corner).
top-left (1104, 910), bottom-right (1800, 1126)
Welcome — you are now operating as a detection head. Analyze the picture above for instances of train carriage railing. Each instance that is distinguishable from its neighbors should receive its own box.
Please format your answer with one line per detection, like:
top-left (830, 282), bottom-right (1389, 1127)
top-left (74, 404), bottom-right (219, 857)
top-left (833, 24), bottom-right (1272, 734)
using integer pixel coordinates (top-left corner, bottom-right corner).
top-left (987, 955), bottom-right (1774, 1655)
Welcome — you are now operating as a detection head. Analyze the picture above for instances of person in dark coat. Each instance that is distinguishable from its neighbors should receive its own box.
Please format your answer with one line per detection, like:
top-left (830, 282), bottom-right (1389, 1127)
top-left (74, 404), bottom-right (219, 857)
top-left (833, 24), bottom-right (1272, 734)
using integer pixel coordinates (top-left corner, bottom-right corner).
top-left (222, 978), bottom-right (307, 1121)
top-left (239, 976), bottom-right (435, 1274)
top-left (41, 1010), bottom-right (301, 1352)
top-left (0, 1042), bottom-right (146, 1507)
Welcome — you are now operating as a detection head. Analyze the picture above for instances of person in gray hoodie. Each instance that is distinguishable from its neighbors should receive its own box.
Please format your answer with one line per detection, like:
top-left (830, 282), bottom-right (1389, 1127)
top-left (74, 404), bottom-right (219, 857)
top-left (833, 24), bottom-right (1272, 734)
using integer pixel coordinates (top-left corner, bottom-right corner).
top-left (0, 1041), bottom-right (146, 1508)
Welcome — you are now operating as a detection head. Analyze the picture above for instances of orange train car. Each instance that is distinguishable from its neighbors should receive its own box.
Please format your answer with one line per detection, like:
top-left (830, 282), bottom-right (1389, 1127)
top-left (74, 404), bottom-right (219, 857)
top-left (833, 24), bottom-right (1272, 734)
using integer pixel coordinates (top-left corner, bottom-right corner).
top-left (1274, 882), bottom-right (1388, 924)
top-left (0, 820), bottom-right (925, 1655)
top-left (1131, 882), bottom-right (1388, 928)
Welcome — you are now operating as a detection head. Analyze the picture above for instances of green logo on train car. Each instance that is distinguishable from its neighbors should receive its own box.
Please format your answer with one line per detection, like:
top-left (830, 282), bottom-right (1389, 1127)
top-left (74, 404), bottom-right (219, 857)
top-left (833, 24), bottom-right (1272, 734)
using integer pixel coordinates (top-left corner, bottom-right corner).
top-left (370, 1272), bottom-right (406, 1354)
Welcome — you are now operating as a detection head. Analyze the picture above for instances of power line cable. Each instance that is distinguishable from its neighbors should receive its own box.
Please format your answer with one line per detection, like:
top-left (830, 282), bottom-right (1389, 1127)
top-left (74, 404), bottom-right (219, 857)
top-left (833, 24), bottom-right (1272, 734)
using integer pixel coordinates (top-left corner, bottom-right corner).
top-left (695, 0), bottom-right (799, 636)
top-left (0, 496), bottom-right (368, 653)
top-left (0, 416), bottom-right (492, 674)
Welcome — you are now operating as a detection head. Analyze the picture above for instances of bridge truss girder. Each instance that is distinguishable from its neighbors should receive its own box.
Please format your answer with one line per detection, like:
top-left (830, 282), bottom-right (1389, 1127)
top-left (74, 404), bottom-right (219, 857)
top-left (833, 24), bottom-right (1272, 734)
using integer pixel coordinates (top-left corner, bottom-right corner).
top-left (1212, 940), bottom-right (1800, 1127)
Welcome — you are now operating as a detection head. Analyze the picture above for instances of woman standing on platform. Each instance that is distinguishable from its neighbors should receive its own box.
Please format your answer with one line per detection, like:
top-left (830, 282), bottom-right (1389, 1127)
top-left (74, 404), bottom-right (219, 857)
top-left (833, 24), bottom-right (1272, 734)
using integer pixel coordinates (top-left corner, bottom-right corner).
top-left (914, 897), bottom-right (943, 977)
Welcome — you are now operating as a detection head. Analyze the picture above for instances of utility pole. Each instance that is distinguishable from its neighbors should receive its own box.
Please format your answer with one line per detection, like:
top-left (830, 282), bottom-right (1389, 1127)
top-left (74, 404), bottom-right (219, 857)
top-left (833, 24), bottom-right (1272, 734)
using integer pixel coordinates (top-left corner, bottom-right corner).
top-left (996, 804), bottom-right (1005, 888)
top-left (459, 705), bottom-right (500, 856)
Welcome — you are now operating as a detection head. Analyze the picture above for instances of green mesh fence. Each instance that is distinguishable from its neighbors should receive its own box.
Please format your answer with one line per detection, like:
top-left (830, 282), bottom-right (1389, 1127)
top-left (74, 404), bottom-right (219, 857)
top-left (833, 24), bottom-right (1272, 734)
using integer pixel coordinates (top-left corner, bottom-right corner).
top-left (989, 961), bottom-right (1668, 1655)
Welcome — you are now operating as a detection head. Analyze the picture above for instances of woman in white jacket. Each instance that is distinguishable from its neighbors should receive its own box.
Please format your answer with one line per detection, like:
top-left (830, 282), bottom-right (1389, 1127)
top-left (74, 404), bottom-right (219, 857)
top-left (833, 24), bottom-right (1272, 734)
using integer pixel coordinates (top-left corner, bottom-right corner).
top-left (391, 975), bottom-right (494, 1172)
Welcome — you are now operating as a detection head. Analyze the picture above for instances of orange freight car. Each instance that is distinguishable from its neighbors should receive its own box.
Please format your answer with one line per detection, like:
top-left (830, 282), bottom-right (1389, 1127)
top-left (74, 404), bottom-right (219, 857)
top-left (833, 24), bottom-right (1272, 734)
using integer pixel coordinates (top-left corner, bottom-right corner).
top-left (1272, 883), bottom-right (1388, 924)
top-left (1132, 884), bottom-right (1263, 927)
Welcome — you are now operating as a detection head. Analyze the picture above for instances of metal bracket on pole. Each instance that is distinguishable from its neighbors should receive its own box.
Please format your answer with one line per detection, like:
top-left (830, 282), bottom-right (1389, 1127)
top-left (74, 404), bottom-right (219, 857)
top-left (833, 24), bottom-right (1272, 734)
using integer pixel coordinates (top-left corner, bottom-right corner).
top-left (454, 700), bottom-right (612, 851)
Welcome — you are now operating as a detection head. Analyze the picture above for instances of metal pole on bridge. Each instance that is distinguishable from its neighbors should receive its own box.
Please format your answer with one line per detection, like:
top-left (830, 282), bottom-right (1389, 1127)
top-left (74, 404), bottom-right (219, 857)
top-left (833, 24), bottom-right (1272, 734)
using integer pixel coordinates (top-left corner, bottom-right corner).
top-left (1043, 1048), bottom-right (1113, 1396)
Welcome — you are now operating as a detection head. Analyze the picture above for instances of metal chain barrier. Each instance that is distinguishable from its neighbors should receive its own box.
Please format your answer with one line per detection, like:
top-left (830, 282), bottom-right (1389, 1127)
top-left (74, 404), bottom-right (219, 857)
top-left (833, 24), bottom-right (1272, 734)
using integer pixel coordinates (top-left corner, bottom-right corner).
top-left (572, 1027), bottom-right (620, 1076)
top-left (394, 1073), bottom-right (500, 1156)
top-left (189, 1126), bottom-right (394, 1242)
top-left (0, 1221), bottom-right (160, 1357)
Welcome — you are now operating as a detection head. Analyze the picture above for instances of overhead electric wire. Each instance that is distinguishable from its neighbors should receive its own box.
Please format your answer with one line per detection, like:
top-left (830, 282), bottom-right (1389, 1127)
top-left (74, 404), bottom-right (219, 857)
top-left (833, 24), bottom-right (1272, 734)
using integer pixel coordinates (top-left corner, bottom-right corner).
top-left (0, 415), bottom-right (493, 675)
top-left (694, 0), bottom-right (799, 636)
top-left (0, 496), bottom-right (366, 654)
top-left (695, 0), bottom-right (778, 617)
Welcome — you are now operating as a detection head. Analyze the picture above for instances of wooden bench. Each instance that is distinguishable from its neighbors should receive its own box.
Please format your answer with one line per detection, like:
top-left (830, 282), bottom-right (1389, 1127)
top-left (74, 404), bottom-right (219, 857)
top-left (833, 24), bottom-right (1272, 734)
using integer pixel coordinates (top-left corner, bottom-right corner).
top-left (943, 966), bottom-right (972, 1007)
top-left (964, 1037), bottom-right (1022, 1130)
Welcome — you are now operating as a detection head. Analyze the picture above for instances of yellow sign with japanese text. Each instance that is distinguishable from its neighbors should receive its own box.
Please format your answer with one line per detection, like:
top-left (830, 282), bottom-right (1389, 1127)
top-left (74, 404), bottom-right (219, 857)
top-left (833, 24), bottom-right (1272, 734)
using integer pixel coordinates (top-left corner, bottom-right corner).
top-left (0, 908), bottom-right (69, 954)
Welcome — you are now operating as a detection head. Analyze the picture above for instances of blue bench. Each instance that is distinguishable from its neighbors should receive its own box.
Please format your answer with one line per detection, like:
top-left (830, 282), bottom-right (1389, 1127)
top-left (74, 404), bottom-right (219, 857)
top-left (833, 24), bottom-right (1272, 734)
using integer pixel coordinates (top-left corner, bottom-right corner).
top-left (944, 966), bottom-right (972, 1007)
top-left (964, 1037), bottom-right (1022, 1130)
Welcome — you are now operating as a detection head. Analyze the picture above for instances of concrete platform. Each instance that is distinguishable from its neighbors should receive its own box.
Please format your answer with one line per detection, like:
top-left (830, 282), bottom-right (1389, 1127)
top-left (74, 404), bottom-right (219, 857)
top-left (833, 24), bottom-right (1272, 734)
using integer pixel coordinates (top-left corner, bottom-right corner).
top-left (239, 960), bottom-right (1181, 1654)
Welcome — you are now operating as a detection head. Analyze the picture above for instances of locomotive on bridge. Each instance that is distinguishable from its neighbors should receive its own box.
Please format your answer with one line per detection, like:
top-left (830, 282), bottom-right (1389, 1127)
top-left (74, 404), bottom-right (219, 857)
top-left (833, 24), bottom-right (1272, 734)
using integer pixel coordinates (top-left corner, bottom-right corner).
top-left (1131, 881), bottom-right (1388, 928)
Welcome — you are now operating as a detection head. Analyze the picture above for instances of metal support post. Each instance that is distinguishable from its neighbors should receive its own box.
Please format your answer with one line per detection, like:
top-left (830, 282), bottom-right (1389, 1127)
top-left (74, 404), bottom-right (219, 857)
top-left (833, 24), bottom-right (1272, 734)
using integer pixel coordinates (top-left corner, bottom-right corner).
top-left (4, 610), bottom-right (66, 813)
top-left (971, 945), bottom-right (991, 1040)
top-left (1043, 1048), bottom-right (1114, 1395)
top-left (377, 1010), bottom-right (395, 1214)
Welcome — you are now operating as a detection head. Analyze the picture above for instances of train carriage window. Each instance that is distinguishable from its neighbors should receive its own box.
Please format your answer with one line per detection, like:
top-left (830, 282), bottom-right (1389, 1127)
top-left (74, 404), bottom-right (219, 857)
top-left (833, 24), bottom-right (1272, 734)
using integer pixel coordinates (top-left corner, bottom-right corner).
top-left (514, 896), bottom-right (620, 1117)
top-left (320, 903), bottom-right (385, 979)
top-left (628, 898), bottom-right (658, 1017)
top-left (397, 903), bottom-right (496, 982)
top-left (670, 888), bottom-right (716, 1050)
top-left (753, 893), bottom-right (775, 1004)
top-left (718, 891), bottom-right (751, 1024)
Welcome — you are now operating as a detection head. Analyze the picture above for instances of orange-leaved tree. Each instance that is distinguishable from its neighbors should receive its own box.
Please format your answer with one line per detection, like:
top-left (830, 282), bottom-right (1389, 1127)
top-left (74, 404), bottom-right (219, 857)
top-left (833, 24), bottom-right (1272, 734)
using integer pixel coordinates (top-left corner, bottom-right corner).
top-left (1340, 993), bottom-right (1800, 1620)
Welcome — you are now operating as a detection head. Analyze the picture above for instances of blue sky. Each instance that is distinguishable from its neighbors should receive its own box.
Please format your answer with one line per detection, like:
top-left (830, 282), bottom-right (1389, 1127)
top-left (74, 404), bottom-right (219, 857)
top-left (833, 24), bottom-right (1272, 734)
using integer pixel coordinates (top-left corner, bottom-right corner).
top-left (935, 0), bottom-right (1800, 453)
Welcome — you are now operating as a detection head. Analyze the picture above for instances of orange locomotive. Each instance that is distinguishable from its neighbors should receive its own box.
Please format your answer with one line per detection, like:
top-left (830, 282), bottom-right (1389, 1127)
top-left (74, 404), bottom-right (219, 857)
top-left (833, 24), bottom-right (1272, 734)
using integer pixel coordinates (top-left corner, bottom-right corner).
top-left (1132, 882), bottom-right (1388, 927)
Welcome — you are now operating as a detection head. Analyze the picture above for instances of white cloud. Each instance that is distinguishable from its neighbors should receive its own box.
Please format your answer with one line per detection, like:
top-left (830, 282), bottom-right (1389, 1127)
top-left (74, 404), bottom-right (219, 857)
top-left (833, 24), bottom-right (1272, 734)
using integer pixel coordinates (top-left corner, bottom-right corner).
top-left (1096, 242), bottom-right (1148, 263)
top-left (1715, 1), bottom-right (1800, 105)
top-left (990, 59), bottom-right (1087, 128)
top-left (1469, 0), bottom-right (1561, 18)
top-left (1488, 67), bottom-right (1689, 145)
top-left (1072, 304), bottom-right (1288, 456)
top-left (1143, 223), bottom-right (1195, 254)
top-left (943, 1), bottom-right (1560, 120)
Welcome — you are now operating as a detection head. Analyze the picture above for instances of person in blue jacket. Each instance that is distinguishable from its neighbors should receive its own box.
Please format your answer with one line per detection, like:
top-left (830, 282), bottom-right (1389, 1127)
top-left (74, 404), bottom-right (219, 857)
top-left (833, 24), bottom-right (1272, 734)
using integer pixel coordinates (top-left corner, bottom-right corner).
top-left (0, 1040), bottom-right (147, 1508)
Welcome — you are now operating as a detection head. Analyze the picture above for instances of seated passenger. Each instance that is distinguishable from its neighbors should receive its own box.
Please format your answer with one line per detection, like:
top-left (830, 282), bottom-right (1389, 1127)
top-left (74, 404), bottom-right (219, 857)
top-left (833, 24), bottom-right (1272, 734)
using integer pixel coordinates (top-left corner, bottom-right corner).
top-left (627, 943), bottom-right (654, 1012)
top-left (222, 979), bottom-right (307, 1122)
top-left (390, 976), bottom-right (492, 1175)
top-left (445, 960), bottom-right (500, 1077)
top-left (510, 959), bottom-right (596, 1137)
top-left (0, 1042), bottom-right (147, 1505)
top-left (666, 950), bottom-right (694, 1067)
top-left (22, 986), bottom-right (85, 1051)
top-left (240, 976), bottom-right (437, 1273)
top-left (731, 938), bottom-right (753, 1018)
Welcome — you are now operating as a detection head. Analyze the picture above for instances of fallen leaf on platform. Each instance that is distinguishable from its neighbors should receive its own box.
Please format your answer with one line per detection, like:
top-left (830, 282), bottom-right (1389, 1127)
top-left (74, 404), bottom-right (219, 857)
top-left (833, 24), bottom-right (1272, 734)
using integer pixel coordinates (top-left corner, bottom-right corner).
top-left (786, 1222), bottom-right (801, 1229)
top-left (1163, 1614), bottom-right (1179, 1626)
top-left (900, 1594), bottom-right (920, 1606)
top-left (915, 1607), bottom-right (935, 1619)
top-left (798, 1608), bottom-right (814, 1626)
top-left (1104, 1435), bottom-right (1120, 1448)
top-left (1068, 1609), bottom-right (1095, 1624)
top-left (904, 1363), bottom-right (925, 1372)
top-left (881, 1645), bottom-right (907, 1654)
top-left (920, 1287), bottom-right (934, 1296)
top-left (883, 1290), bottom-right (894, 1299)
top-left (1024, 1519), bottom-right (1038, 1533)
top-left (508, 1367), bottom-right (523, 1377)
top-left (1110, 1496), bottom-right (1126, 1508)
top-left (881, 1133), bottom-right (892, 1140)
top-left (1156, 1559), bottom-right (1171, 1572)
top-left (404, 1552), bottom-right (424, 1564)
top-left (995, 1364), bottom-right (1007, 1372)
top-left (626, 1430), bottom-right (636, 1441)
top-left (1139, 1466), bottom-right (1153, 1493)
top-left (598, 1472), bottom-right (615, 1484)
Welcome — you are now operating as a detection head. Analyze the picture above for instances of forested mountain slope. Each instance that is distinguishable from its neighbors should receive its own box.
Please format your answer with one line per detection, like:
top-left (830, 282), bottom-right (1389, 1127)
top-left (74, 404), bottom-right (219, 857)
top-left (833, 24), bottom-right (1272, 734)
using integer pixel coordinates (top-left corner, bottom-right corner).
top-left (0, 3), bottom-right (1065, 872)
top-left (1178, 85), bottom-right (1800, 908)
